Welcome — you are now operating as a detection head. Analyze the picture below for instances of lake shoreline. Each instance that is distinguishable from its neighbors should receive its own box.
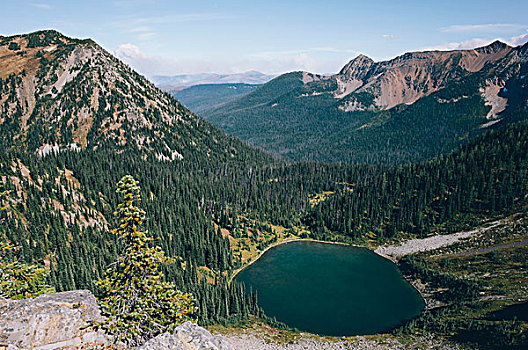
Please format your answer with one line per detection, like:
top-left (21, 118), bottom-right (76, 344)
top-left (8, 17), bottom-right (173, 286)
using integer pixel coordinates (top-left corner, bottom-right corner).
top-left (230, 226), bottom-right (485, 315)
top-left (230, 238), bottom-right (350, 282)
top-left (230, 235), bottom-right (408, 283)
top-left (229, 235), bottom-right (433, 315)
top-left (374, 217), bottom-right (508, 258)
top-left (232, 238), bottom-right (425, 337)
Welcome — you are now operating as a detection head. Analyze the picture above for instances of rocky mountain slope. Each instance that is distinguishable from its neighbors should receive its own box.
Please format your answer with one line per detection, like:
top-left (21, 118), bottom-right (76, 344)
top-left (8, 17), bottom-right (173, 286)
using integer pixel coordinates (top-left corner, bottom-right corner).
top-left (202, 41), bottom-right (528, 164)
top-left (332, 41), bottom-right (513, 111)
top-left (0, 30), bottom-right (266, 163)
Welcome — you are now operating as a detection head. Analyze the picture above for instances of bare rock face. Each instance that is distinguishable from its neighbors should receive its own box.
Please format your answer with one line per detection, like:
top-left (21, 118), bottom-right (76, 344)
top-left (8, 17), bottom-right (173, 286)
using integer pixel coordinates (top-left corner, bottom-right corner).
top-left (138, 322), bottom-right (233, 350)
top-left (0, 291), bottom-right (232, 350)
top-left (137, 333), bottom-right (184, 350)
top-left (331, 40), bottom-right (516, 110)
top-left (0, 290), bottom-right (109, 349)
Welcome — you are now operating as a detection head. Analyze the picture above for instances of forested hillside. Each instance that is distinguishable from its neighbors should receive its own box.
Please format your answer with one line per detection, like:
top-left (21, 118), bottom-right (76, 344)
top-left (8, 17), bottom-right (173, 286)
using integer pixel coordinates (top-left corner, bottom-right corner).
top-left (202, 41), bottom-right (528, 164)
top-left (0, 30), bottom-right (269, 165)
top-left (170, 83), bottom-right (260, 114)
top-left (306, 117), bottom-right (528, 240)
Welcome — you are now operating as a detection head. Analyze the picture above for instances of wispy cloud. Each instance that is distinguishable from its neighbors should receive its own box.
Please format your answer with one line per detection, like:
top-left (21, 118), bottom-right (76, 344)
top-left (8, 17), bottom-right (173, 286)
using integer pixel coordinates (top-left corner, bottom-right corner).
top-left (421, 38), bottom-right (495, 51)
top-left (250, 47), bottom-right (356, 59)
top-left (382, 34), bottom-right (397, 39)
top-left (117, 23), bottom-right (158, 41)
top-left (440, 23), bottom-right (525, 33)
top-left (137, 32), bottom-right (157, 41)
top-left (30, 2), bottom-right (53, 9)
top-left (112, 13), bottom-right (235, 44)
top-left (310, 47), bottom-right (357, 54)
top-left (511, 30), bottom-right (528, 46)
top-left (125, 25), bottom-right (154, 33)
top-left (420, 30), bottom-right (528, 51)
top-left (114, 43), bottom-right (349, 76)
top-left (115, 43), bottom-right (234, 76)
top-left (135, 13), bottom-right (236, 25)
top-left (112, 0), bottom-right (159, 8)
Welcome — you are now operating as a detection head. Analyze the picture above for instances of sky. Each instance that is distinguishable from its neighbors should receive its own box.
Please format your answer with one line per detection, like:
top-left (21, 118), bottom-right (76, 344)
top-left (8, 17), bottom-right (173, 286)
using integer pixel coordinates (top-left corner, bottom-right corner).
top-left (1, 0), bottom-right (528, 77)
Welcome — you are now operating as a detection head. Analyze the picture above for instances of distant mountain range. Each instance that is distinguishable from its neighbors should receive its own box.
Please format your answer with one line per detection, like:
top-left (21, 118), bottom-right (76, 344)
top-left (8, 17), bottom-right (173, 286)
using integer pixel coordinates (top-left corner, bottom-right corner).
top-left (198, 41), bottom-right (528, 164)
top-left (170, 83), bottom-right (260, 114)
top-left (151, 71), bottom-right (275, 90)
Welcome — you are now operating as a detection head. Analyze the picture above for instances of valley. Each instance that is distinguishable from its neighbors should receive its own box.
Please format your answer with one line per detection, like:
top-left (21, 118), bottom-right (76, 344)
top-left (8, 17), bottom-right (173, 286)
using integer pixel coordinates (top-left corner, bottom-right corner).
top-left (0, 29), bottom-right (527, 349)
top-left (170, 83), bottom-right (261, 114)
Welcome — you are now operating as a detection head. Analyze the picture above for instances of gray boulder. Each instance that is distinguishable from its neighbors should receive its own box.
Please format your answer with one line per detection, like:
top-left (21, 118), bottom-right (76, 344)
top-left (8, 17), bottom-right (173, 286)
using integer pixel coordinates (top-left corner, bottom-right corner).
top-left (0, 290), bottom-right (109, 349)
top-left (138, 321), bottom-right (233, 350)
top-left (0, 290), bottom-right (232, 350)
top-left (137, 333), bottom-right (183, 350)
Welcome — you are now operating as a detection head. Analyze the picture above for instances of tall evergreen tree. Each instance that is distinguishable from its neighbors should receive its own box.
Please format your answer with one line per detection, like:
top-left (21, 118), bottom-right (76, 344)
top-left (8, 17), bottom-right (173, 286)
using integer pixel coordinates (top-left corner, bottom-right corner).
top-left (95, 175), bottom-right (196, 347)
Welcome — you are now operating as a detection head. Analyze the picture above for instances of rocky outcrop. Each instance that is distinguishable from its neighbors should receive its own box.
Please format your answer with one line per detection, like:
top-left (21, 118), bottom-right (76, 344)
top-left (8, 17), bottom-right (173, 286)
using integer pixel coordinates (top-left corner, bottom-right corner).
top-left (138, 322), bottom-right (233, 350)
top-left (0, 291), bottom-right (233, 350)
top-left (329, 40), bottom-right (515, 110)
top-left (0, 290), bottom-right (109, 349)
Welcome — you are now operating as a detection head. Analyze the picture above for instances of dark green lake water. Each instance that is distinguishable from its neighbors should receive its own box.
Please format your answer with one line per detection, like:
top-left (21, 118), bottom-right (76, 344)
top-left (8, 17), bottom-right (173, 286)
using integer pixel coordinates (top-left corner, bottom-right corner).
top-left (234, 241), bottom-right (425, 336)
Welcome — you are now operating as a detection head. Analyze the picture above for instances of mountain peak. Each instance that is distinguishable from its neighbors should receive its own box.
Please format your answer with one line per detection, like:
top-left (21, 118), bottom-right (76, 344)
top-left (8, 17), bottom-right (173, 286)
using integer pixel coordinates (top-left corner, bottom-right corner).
top-left (0, 30), bottom-right (185, 154)
top-left (0, 30), bottom-right (96, 61)
top-left (339, 54), bottom-right (374, 76)
top-left (356, 53), bottom-right (373, 60)
top-left (0, 30), bottom-right (265, 163)
top-left (475, 40), bottom-right (511, 54)
top-left (27, 29), bottom-right (65, 38)
top-left (488, 39), bottom-right (510, 48)
top-left (350, 54), bottom-right (374, 65)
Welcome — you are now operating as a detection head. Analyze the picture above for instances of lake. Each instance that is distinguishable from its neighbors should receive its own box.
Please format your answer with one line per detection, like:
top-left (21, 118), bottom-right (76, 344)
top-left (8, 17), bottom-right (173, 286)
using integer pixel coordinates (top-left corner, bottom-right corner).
top-left (234, 241), bottom-right (424, 336)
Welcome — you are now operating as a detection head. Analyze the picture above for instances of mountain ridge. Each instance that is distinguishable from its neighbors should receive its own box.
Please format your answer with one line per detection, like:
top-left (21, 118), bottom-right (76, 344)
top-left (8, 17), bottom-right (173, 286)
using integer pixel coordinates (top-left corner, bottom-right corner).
top-left (169, 83), bottom-right (261, 115)
top-left (201, 40), bottom-right (528, 164)
top-left (0, 30), bottom-right (269, 164)
top-left (329, 40), bottom-right (513, 110)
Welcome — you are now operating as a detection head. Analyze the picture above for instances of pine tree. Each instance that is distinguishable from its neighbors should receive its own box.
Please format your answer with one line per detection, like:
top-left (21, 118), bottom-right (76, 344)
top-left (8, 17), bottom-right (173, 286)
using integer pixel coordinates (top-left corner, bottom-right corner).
top-left (0, 181), bottom-right (54, 299)
top-left (0, 241), bottom-right (53, 299)
top-left (95, 175), bottom-right (196, 347)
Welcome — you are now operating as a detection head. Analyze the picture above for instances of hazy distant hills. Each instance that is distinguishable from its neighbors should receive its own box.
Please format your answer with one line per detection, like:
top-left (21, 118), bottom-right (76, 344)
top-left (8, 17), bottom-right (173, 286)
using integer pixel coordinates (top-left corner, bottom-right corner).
top-left (169, 71), bottom-right (327, 115)
top-left (169, 83), bottom-right (260, 114)
top-left (200, 41), bottom-right (528, 164)
top-left (151, 71), bottom-right (275, 90)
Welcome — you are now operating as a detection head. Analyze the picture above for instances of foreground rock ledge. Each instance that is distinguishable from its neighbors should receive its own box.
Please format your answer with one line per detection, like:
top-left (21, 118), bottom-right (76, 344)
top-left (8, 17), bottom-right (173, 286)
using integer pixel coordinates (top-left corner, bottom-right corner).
top-left (0, 290), bottom-right (232, 350)
top-left (0, 290), bottom-right (108, 349)
top-left (139, 322), bottom-right (233, 350)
